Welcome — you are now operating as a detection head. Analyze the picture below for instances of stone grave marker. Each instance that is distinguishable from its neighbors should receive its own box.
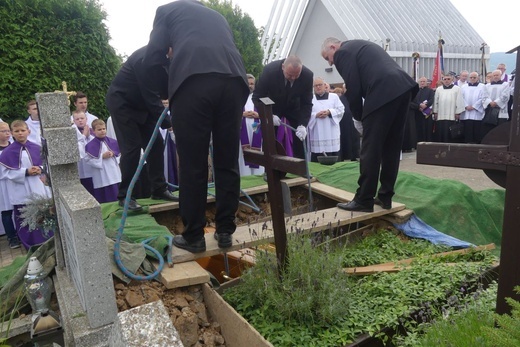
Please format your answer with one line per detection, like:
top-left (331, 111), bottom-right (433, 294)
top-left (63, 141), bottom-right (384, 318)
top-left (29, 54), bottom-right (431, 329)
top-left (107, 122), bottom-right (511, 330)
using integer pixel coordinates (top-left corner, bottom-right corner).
top-left (36, 92), bottom-right (117, 328)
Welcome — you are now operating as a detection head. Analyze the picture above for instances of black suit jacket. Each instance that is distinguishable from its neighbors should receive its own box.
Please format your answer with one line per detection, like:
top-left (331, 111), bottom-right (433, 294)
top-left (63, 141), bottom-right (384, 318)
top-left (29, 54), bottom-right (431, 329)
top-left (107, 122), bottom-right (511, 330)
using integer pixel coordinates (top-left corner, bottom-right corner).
top-left (410, 87), bottom-right (435, 112)
top-left (252, 59), bottom-right (313, 127)
top-left (334, 40), bottom-right (418, 120)
top-left (143, 0), bottom-right (248, 99)
top-left (106, 46), bottom-right (170, 127)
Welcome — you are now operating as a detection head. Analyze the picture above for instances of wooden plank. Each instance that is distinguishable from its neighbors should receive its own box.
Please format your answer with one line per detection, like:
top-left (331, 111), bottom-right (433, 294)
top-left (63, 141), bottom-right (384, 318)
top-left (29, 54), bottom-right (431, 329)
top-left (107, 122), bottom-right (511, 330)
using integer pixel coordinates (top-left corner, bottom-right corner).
top-left (149, 177), bottom-right (313, 214)
top-left (171, 203), bottom-right (406, 264)
top-left (203, 283), bottom-right (273, 347)
top-left (344, 243), bottom-right (496, 275)
top-left (151, 261), bottom-right (210, 289)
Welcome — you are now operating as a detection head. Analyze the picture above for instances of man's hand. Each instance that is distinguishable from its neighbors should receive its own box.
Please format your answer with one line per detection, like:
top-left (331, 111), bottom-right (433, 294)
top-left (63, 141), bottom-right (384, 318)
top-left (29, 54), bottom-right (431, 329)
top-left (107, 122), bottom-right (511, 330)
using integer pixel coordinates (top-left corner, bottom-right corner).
top-left (272, 115), bottom-right (281, 126)
top-left (296, 125), bottom-right (307, 141)
top-left (102, 151), bottom-right (114, 159)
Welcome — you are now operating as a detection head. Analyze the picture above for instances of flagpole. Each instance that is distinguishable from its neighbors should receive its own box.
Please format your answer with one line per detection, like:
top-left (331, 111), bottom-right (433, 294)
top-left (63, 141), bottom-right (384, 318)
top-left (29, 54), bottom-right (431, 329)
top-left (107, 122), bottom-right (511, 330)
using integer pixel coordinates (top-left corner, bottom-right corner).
top-left (430, 33), bottom-right (445, 89)
top-left (480, 42), bottom-right (487, 79)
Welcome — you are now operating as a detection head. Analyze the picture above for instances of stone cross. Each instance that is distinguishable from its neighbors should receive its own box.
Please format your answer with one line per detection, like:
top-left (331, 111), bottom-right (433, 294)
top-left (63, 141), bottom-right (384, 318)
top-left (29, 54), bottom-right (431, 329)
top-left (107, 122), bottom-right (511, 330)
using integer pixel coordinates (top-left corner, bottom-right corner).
top-left (243, 97), bottom-right (307, 270)
top-left (416, 45), bottom-right (520, 315)
top-left (36, 92), bottom-right (117, 328)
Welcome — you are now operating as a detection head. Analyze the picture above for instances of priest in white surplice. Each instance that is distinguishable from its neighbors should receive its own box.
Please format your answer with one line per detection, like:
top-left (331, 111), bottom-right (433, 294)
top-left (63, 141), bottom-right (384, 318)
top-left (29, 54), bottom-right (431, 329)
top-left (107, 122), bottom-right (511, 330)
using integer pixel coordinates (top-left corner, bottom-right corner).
top-left (238, 74), bottom-right (264, 176)
top-left (308, 77), bottom-right (344, 162)
top-left (460, 72), bottom-right (486, 143)
top-left (432, 74), bottom-right (465, 143)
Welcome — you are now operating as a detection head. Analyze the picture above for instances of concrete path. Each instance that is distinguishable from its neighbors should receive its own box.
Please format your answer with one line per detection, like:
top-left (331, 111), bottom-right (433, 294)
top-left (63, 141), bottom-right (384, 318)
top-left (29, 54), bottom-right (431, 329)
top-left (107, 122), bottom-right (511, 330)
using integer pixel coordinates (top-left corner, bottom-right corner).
top-left (398, 150), bottom-right (504, 191)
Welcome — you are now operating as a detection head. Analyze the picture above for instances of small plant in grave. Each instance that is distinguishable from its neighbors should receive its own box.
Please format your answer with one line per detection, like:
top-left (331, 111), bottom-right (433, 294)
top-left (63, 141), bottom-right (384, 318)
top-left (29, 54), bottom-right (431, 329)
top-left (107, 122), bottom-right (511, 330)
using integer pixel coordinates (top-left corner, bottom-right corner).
top-left (19, 194), bottom-right (57, 238)
top-left (223, 229), bottom-right (498, 347)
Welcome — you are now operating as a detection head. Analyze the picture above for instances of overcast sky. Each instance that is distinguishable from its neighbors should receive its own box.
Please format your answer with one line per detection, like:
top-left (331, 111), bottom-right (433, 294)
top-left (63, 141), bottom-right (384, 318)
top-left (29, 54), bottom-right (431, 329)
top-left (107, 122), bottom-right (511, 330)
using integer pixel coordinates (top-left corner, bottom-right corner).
top-left (101, 0), bottom-right (519, 57)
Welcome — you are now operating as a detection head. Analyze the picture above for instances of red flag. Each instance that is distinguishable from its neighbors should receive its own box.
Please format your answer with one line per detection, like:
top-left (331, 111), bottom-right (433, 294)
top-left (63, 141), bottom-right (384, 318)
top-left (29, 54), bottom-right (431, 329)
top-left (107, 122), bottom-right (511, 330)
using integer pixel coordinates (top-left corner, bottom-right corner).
top-left (431, 38), bottom-right (445, 89)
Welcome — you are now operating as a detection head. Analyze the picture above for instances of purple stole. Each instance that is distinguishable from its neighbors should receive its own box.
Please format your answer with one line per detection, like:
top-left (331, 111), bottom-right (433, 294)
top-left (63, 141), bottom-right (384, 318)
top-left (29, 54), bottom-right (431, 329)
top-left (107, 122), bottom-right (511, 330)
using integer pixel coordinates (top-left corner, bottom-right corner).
top-left (240, 115), bottom-right (262, 168)
top-left (0, 140), bottom-right (42, 169)
top-left (85, 136), bottom-right (120, 158)
top-left (276, 117), bottom-right (293, 157)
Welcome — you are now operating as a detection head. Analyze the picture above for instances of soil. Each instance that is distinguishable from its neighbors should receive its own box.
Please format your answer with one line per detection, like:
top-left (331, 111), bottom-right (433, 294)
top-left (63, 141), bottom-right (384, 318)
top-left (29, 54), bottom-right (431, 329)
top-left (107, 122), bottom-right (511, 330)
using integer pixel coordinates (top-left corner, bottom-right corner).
top-left (114, 186), bottom-right (342, 346)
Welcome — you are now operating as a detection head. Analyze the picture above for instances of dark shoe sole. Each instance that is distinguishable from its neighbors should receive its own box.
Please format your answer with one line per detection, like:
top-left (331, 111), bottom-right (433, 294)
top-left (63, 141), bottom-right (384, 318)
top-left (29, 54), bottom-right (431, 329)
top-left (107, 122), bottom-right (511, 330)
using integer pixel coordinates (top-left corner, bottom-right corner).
top-left (173, 235), bottom-right (206, 253)
top-left (213, 233), bottom-right (232, 248)
top-left (118, 200), bottom-right (143, 212)
top-left (151, 194), bottom-right (179, 201)
top-left (337, 201), bottom-right (373, 213)
top-left (374, 198), bottom-right (392, 210)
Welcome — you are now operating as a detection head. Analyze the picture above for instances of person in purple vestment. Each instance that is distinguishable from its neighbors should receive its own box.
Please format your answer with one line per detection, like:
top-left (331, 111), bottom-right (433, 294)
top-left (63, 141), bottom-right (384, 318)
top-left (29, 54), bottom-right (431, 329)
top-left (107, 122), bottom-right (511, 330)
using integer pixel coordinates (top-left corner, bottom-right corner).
top-left (0, 120), bottom-right (53, 249)
top-left (85, 120), bottom-right (121, 204)
top-left (0, 122), bottom-right (21, 249)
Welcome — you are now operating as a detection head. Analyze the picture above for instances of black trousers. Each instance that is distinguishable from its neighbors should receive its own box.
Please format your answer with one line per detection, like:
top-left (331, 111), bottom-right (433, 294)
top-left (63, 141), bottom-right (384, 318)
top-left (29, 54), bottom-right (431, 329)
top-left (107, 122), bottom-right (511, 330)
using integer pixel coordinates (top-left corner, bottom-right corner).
top-left (110, 110), bottom-right (166, 200)
top-left (171, 74), bottom-right (248, 243)
top-left (355, 91), bottom-right (412, 206)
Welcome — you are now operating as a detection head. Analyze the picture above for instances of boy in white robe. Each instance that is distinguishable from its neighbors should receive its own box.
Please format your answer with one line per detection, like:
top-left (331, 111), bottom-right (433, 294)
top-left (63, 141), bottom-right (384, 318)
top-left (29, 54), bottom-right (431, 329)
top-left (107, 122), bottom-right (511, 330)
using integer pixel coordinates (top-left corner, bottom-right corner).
top-left (85, 119), bottom-right (121, 203)
top-left (0, 120), bottom-right (52, 249)
top-left (70, 91), bottom-right (99, 126)
top-left (308, 78), bottom-right (344, 162)
top-left (25, 100), bottom-right (42, 146)
top-left (0, 122), bottom-right (20, 249)
top-left (72, 110), bottom-right (95, 196)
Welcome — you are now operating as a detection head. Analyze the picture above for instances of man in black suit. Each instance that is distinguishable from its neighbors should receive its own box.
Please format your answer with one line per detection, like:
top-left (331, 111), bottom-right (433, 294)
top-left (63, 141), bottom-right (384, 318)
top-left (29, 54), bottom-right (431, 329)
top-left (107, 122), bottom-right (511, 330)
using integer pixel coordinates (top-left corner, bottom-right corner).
top-left (143, 0), bottom-right (249, 253)
top-left (106, 45), bottom-right (177, 212)
top-left (321, 37), bottom-right (418, 212)
top-left (252, 55), bottom-right (313, 159)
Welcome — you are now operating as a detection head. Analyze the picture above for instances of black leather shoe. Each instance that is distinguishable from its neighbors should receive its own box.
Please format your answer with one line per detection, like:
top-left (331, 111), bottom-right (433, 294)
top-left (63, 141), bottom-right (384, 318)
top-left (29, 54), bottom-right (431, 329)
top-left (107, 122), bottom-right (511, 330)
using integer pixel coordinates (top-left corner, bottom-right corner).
top-left (374, 197), bottom-right (392, 210)
top-left (119, 199), bottom-right (143, 212)
top-left (214, 232), bottom-right (232, 248)
top-left (151, 190), bottom-right (179, 202)
top-left (173, 235), bottom-right (206, 253)
top-left (337, 200), bottom-right (373, 212)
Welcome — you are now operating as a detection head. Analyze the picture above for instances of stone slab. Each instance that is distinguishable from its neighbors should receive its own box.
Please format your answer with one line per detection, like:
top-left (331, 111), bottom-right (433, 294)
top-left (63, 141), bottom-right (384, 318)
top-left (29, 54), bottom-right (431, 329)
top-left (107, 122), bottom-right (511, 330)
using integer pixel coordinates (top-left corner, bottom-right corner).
top-left (109, 301), bottom-right (183, 347)
top-left (44, 127), bottom-right (79, 165)
top-left (58, 184), bottom-right (117, 328)
top-left (54, 269), bottom-right (112, 347)
top-left (35, 92), bottom-right (72, 128)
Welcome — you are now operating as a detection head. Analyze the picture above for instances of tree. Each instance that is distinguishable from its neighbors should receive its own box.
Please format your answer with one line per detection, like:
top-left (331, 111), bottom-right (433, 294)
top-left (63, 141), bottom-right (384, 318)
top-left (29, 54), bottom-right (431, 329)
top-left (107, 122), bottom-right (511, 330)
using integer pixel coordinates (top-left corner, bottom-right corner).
top-left (0, 0), bottom-right (121, 120)
top-left (203, 0), bottom-right (263, 77)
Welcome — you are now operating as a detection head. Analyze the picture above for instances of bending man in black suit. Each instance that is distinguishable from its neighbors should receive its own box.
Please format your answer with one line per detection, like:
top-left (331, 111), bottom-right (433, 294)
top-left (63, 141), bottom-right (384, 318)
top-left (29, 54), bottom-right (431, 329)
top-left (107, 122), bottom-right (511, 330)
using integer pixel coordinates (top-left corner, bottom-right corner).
top-left (321, 37), bottom-right (418, 212)
top-left (252, 55), bottom-right (313, 159)
top-left (106, 45), bottom-right (177, 212)
top-left (143, 0), bottom-right (249, 253)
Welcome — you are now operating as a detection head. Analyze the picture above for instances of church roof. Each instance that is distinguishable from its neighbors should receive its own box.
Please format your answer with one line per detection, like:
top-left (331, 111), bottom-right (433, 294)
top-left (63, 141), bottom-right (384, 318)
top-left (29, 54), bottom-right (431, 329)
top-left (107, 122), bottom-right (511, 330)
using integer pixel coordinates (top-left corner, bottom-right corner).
top-left (320, 0), bottom-right (485, 54)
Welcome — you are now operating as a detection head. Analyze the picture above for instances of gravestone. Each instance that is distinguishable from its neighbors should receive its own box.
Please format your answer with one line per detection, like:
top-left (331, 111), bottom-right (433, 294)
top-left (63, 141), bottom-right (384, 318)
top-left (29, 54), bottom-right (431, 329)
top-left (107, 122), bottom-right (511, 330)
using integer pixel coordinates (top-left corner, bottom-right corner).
top-left (109, 301), bottom-right (183, 347)
top-left (36, 92), bottom-right (118, 328)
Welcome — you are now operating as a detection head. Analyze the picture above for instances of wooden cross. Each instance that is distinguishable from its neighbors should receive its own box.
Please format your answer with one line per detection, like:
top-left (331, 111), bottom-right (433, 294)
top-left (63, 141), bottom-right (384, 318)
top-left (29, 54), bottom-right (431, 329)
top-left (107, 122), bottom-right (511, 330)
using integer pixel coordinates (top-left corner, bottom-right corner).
top-left (416, 45), bottom-right (520, 315)
top-left (243, 97), bottom-right (307, 272)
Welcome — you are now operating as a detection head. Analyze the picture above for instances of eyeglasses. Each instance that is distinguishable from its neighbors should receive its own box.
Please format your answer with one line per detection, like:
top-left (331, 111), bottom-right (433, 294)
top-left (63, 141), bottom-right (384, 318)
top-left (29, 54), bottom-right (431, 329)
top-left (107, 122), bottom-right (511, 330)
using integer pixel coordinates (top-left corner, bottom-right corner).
top-left (442, 78), bottom-right (452, 81)
top-left (314, 83), bottom-right (324, 87)
top-left (0, 130), bottom-right (10, 133)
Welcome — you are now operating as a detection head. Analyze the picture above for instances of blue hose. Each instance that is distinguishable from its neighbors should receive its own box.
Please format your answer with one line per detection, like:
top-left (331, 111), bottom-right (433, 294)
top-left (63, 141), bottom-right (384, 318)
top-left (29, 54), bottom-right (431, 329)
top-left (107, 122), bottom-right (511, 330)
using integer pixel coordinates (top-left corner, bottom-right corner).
top-left (114, 107), bottom-right (171, 281)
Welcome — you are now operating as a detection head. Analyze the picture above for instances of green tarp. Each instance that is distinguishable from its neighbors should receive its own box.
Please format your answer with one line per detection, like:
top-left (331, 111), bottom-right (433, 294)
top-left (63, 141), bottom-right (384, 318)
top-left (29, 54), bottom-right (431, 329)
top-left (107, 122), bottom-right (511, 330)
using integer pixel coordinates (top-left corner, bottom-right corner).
top-left (0, 161), bottom-right (505, 312)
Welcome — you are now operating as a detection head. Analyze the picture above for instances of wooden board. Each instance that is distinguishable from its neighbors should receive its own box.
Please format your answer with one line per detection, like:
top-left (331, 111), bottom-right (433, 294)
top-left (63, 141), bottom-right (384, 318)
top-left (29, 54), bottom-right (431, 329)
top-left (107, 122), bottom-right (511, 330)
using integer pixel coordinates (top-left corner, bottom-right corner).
top-left (149, 177), bottom-right (313, 213)
top-left (171, 202), bottom-right (405, 264)
top-left (203, 283), bottom-right (273, 347)
top-left (151, 261), bottom-right (210, 289)
top-left (344, 243), bottom-right (496, 275)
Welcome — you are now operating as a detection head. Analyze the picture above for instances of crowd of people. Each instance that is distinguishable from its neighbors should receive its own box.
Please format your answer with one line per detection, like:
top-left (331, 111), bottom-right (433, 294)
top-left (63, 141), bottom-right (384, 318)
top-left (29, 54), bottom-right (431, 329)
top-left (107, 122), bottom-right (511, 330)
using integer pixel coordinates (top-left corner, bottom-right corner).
top-left (0, 1), bottom-right (516, 255)
top-left (403, 64), bottom-right (515, 150)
